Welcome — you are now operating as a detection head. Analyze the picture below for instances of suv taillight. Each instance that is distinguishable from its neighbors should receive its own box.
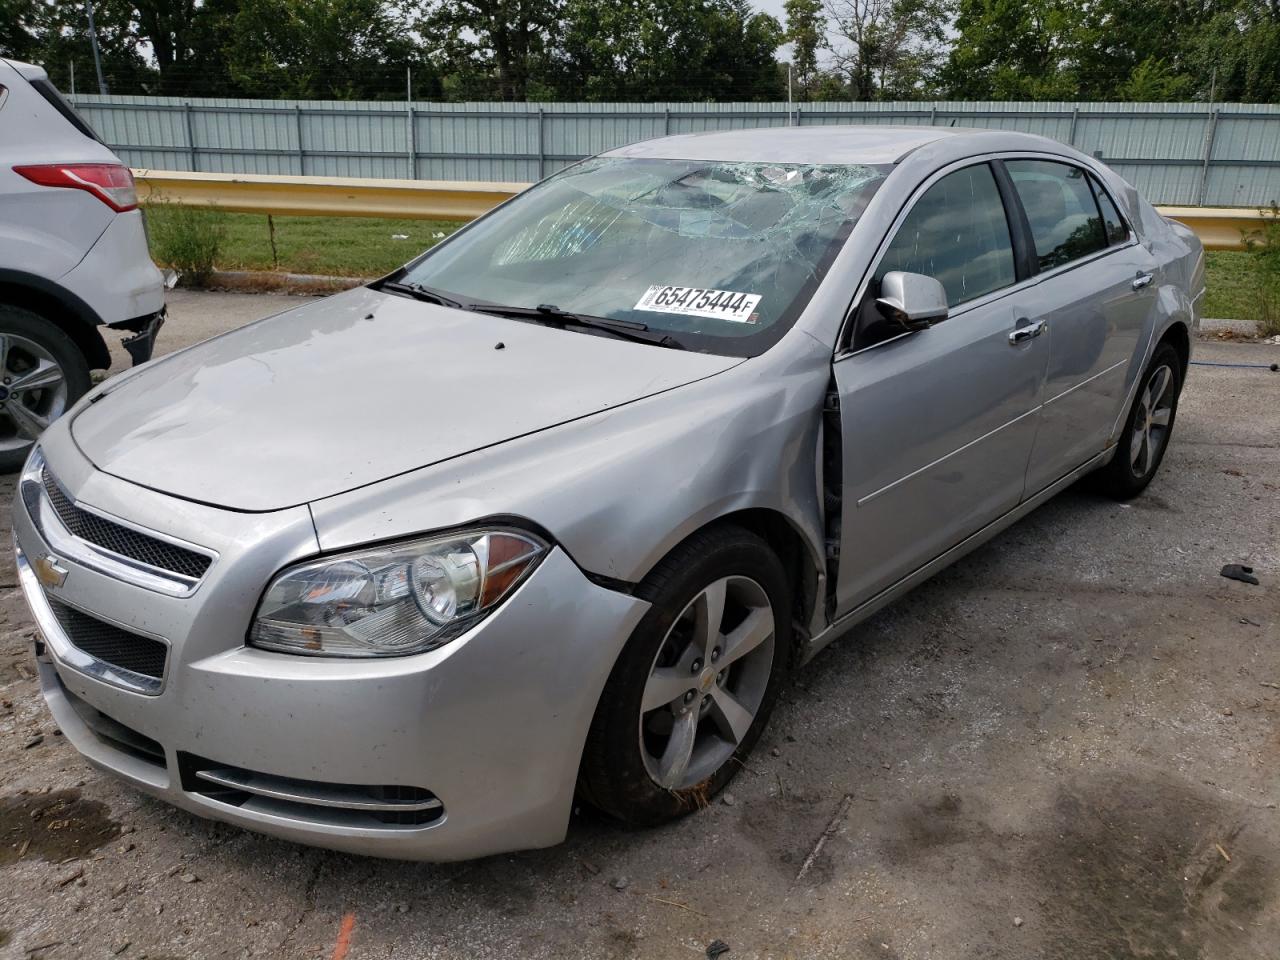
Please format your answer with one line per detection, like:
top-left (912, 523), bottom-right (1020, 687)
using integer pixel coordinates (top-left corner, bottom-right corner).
top-left (13, 162), bottom-right (138, 212)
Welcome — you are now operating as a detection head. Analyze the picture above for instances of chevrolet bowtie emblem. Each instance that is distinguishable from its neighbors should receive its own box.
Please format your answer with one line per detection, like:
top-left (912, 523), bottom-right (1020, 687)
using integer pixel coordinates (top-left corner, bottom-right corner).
top-left (34, 554), bottom-right (68, 590)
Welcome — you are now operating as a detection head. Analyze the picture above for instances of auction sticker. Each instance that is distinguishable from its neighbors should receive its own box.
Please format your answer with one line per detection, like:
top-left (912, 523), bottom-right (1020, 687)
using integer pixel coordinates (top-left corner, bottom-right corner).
top-left (634, 285), bottom-right (762, 323)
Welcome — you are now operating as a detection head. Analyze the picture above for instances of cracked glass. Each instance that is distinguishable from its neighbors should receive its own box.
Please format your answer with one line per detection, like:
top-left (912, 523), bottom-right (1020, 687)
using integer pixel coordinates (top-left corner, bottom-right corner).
top-left (401, 157), bottom-right (889, 356)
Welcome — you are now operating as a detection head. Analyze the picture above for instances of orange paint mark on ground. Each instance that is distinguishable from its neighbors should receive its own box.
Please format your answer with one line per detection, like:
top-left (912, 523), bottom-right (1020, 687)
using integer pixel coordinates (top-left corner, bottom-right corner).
top-left (330, 912), bottom-right (357, 960)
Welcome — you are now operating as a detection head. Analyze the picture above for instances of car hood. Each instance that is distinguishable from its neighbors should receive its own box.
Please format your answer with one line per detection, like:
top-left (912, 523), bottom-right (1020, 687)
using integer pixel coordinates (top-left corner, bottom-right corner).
top-left (71, 287), bottom-right (740, 511)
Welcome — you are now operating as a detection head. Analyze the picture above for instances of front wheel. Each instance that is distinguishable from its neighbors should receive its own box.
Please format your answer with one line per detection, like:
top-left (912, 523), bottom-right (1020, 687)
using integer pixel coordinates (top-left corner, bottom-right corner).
top-left (0, 305), bottom-right (93, 473)
top-left (578, 525), bottom-right (792, 826)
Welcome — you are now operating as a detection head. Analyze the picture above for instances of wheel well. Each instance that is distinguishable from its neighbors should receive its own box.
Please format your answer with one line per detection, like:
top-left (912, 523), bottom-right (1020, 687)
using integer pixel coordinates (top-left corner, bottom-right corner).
top-left (1159, 321), bottom-right (1191, 379)
top-left (0, 281), bottom-right (111, 370)
top-left (709, 508), bottom-right (820, 669)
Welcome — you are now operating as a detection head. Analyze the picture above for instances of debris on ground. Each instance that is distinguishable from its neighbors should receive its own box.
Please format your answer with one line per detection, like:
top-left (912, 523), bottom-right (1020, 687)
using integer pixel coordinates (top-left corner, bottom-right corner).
top-left (1013, 917), bottom-right (1025, 928)
top-left (1220, 564), bottom-right (1260, 585)
top-left (611, 877), bottom-right (630, 891)
top-left (707, 939), bottom-right (731, 958)
top-left (795, 794), bottom-right (854, 884)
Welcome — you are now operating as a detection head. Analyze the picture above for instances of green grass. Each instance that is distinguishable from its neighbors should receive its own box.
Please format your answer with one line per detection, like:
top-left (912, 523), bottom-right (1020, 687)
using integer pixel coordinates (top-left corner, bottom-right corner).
top-left (1203, 250), bottom-right (1259, 321)
top-left (147, 210), bottom-right (1266, 321)
top-left (144, 209), bottom-right (464, 278)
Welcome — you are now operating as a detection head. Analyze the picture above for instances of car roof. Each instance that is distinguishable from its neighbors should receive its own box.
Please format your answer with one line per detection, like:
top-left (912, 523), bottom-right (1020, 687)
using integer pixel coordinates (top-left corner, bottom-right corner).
top-left (604, 124), bottom-right (1058, 166)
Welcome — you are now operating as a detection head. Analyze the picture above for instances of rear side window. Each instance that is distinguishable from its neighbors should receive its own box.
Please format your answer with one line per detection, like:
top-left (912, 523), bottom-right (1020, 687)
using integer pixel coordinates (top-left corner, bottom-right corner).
top-left (876, 163), bottom-right (1016, 308)
top-left (28, 77), bottom-right (103, 144)
top-left (1005, 160), bottom-right (1106, 270)
top-left (1089, 175), bottom-right (1129, 246)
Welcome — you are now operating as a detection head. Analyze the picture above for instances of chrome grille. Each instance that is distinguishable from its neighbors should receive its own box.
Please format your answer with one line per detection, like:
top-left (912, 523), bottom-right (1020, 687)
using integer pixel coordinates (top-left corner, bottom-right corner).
top-left (41, 468), bottom-right (212, 580)
top-left (46, 596), bottom-right (168, 682)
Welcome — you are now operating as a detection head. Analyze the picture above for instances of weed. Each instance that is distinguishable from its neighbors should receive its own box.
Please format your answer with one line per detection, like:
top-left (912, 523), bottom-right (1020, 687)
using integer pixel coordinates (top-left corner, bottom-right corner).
top-left (1242, 202), bottom-right (1280, 337)
top-left (145, 200), bottom-right (228, 286)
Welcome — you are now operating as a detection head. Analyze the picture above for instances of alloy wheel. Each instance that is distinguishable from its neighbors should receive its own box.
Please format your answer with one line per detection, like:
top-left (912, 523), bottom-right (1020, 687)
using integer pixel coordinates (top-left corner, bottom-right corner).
top-left (639, 575), bottom-right (775, 790)
top-left (0, 333), bottom-right (69, 454)
top-left (1129, 362), bottom-right (1175, 479)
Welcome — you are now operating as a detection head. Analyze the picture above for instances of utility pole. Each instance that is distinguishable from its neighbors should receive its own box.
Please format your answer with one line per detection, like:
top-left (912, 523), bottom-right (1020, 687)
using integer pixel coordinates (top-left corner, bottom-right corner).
top-left (69, 60), bottom-right (76, 97)
top-left (787, 63), bottom-right (793, 126)
top-left (85, 0), bottom-right (108, 95)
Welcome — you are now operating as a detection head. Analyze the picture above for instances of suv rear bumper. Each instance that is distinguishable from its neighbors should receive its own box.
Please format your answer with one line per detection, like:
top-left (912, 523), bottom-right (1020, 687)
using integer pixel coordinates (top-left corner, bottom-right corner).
top-left (107, 308), bottom-right (165, 365)
top-left (59, 210), bottom-right (164, 326)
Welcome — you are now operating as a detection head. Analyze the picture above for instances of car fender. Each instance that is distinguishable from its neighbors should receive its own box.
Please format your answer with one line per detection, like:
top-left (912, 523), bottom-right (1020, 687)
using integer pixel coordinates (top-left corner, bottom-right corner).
top-left (1107, 281), bottom-right (1193, 445)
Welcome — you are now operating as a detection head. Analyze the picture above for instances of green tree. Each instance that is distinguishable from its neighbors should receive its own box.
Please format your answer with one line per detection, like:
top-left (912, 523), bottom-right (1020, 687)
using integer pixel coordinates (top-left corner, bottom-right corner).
top-left (0, 0), bottom-right (42, 62)
top-left (128, 0), bottom-right (243, 95)
top-left (418, 0), bottom-right (561, 101)
top-left (784, 0), bottom-right (825, 96)
top-left (228, 0), bottom-right (430, 99)
top-left (941, 0), bottom-right (1078, 99)
top-left (824, 0), bottom-right (953, 100)
top-left (943, 0), bottom-right (1237, 101)
top-left (25, 0), bottom-right (156, 94)
top-left (1189, 0), bottom-right (1280, 102)
top-left (552, 0), bottom-right (784, 101)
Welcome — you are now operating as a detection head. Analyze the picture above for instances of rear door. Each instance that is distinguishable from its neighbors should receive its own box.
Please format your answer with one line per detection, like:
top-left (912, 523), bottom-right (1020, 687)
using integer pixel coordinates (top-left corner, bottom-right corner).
top-left (831, 160), bottom-right (1049, 616)
top-left (1001, 159), bottom-right (1158, 493)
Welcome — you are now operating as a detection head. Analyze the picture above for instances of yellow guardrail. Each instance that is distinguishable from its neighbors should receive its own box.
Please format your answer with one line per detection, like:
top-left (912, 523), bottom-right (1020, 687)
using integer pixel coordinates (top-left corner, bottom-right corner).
top-left (134, 169), bottom-right (524, 222)
top-left (1155, 206), bottom-right (1271, 251)
top-left (134, 170), bottom-right (1268, 250)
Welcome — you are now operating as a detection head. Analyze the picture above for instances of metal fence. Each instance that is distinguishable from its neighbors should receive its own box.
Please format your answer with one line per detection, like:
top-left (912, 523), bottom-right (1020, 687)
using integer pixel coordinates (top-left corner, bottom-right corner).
top-left (69, 96), bottom-right (1280, 207)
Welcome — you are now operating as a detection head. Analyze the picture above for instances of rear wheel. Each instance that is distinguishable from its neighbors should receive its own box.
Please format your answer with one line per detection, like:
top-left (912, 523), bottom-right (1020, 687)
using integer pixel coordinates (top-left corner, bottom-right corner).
top-left (1092, 342), bottom-right (1182, 499)
top-left (0, 305), bottom-right (93, 473)
top-left (578, 525), bottom-right (791, 826)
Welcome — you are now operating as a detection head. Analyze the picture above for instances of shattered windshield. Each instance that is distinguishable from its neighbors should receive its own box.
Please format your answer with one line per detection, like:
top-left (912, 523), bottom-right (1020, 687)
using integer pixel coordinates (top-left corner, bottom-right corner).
top-left (398, 156), bottom-right (889, 356)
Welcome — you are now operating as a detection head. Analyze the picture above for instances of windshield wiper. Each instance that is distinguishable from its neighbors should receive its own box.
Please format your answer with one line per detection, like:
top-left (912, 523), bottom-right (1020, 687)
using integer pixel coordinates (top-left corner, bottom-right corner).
top-left (469, 303), bottom-right (685, 350)
top-left (379, 280), bottom-right (466, 309)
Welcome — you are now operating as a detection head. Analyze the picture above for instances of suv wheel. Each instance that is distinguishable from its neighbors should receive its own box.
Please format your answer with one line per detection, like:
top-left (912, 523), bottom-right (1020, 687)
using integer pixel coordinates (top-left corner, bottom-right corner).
top-left (578, 525), bottom-right (792, 826)
top-left (0, 305), bottom-right (93, 472)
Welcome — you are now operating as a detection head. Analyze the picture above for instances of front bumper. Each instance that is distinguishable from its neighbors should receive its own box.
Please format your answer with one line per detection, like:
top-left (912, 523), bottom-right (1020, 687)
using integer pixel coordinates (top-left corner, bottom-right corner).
top-left (13, 430), bottom-right (648, 860)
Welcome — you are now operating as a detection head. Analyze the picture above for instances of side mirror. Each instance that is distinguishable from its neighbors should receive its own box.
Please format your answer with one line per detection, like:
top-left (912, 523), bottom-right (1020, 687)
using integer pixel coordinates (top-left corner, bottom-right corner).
top-left (875, 271), bottom-right (949, 332)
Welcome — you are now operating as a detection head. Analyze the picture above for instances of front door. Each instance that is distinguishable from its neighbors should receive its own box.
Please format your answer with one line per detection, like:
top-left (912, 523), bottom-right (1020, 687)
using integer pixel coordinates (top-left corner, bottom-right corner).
top-left (832, 161), bottom-right (1050, 616)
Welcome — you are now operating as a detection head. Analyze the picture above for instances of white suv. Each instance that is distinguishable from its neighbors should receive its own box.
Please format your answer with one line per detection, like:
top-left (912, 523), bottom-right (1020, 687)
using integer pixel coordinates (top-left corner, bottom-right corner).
top-left (0, 58), bottom-right (165, 472)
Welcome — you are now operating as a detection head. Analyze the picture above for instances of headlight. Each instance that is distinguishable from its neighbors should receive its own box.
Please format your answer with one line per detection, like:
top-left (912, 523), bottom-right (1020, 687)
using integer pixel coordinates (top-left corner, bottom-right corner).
top-left (249, 529), bottom-right (546, 657)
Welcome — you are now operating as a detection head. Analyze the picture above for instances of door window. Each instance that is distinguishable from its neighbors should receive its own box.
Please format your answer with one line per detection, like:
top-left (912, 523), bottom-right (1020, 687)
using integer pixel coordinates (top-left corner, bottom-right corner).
top-left (1006, 160), bottom-right (1107, 270)
top-left (874, 163), bottom-right (1016, 308)
top-left (1089, 175), bottom-right (1129, 246)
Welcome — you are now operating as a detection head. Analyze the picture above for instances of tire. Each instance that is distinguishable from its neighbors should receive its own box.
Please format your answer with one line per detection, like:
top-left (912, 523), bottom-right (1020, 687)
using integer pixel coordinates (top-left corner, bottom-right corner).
top-left (0, 305), bottom-right (93, 474)
top-left (578, 524), bottom-right (792, 827)
top-left (1092, 342), bottom-right (1183, 500)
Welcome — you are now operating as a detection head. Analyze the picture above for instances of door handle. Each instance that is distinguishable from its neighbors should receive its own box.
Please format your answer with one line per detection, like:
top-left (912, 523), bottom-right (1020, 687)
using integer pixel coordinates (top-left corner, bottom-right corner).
top-left (1008, 318), bottom-right (1046, 345)
top-left (1132, 272), bottom-right (1154, 290)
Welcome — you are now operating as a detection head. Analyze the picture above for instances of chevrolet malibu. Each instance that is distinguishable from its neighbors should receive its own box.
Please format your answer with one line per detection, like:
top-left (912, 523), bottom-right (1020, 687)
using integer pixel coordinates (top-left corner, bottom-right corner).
top-left (13, 127), bottom-right (1202, 860)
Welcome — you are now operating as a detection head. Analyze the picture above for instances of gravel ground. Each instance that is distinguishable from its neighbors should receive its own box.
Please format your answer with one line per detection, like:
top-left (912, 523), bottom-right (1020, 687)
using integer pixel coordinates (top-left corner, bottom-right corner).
top-left (1, 293), bottom-right (1278, 960)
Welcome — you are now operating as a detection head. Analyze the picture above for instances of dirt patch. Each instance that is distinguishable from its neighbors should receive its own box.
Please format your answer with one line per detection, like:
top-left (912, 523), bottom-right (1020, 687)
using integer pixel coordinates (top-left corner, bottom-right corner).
top-left (1030, 773), bottom-right (1277, 960)
top-left (0, 789), bottom-right (120, 865)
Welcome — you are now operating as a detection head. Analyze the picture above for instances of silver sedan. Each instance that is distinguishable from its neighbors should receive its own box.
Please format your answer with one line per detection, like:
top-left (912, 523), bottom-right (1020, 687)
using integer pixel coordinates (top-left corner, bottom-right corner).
top-left (13, 126), bottom-right (1202, 860)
